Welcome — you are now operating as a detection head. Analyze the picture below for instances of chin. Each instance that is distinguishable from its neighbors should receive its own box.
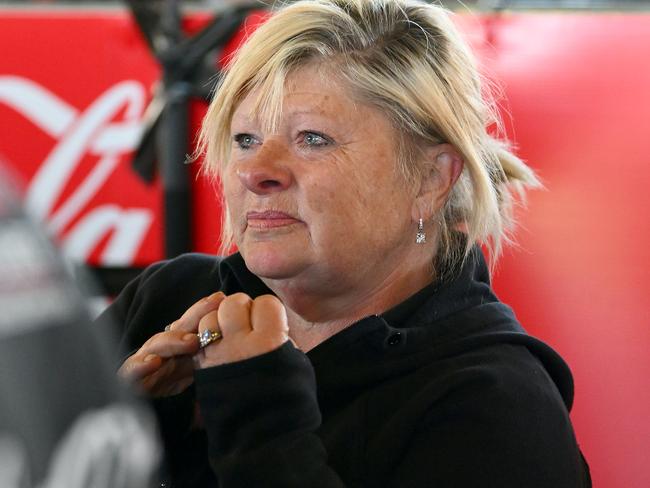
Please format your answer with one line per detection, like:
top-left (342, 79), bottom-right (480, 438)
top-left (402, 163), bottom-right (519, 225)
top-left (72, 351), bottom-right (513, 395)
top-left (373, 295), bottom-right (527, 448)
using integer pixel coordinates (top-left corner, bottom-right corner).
top-left (241, 243), bottom-right (306, 280)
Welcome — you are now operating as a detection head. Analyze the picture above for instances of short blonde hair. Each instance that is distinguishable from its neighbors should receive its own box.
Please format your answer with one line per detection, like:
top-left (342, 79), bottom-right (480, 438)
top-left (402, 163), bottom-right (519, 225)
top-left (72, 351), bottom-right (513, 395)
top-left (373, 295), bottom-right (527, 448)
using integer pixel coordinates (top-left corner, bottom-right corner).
top-left (198, 0), bottom-right (539, 275)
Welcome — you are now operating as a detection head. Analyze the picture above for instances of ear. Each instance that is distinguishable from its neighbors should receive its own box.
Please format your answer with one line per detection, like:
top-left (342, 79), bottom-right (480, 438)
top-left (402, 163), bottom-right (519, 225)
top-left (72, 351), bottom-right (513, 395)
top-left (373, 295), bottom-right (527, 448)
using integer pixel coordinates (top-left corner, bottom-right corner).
top-left (411, 143), bottom-right (464, 222)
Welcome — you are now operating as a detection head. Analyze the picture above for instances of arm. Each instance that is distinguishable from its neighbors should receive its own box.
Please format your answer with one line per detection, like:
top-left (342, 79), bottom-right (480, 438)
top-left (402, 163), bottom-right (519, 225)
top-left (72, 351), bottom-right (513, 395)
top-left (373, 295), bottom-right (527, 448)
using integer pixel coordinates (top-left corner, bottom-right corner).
top-left (192, 293), bottom-right (346, 487)
top-left (195, 342), bottom-right (345, 487)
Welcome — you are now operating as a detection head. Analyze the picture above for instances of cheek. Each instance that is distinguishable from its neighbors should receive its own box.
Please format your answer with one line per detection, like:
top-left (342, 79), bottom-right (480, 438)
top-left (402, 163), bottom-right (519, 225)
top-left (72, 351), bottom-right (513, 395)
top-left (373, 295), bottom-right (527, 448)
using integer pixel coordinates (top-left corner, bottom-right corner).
top-left (350, 163), bottom-right (400, 214)
top-left (303, 183), bottom-right (353, 247)
top-left (303, 174), bottom-right (376, 243)
top-left (305, 154), bottom-right (377, 216)
top-left (222, 171), bottom-right (245, 223)
top-left (306, 186), bottom-right (336, 215)
top-left (221, 167), bottom-right (236, 197)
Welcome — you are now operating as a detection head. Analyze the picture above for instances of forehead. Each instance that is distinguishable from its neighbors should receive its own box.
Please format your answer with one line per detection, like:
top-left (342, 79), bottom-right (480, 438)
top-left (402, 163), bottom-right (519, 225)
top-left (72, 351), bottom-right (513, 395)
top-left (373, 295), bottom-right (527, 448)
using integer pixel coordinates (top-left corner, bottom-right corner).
top-left (231, 66), bottom-right (359, 126)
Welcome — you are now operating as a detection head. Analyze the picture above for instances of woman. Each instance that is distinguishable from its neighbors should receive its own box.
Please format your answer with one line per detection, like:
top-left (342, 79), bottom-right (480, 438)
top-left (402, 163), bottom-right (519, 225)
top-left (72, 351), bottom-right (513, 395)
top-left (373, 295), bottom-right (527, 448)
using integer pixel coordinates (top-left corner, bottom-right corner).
top-left (108, 0), bottom-right (591, 486)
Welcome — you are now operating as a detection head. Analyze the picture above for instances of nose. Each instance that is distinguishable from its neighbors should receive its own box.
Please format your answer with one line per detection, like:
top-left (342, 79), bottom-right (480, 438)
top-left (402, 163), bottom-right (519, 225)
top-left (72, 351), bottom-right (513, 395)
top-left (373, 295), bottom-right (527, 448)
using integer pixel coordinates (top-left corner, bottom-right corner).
top-left (236, 145), bottom-right (293, 195)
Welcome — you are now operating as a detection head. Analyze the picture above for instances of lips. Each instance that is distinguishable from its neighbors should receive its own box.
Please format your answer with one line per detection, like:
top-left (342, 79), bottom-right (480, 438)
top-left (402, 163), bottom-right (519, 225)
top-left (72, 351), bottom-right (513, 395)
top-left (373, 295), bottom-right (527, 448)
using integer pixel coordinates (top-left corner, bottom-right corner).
top-left (246, 210), bottom-right (302, 229)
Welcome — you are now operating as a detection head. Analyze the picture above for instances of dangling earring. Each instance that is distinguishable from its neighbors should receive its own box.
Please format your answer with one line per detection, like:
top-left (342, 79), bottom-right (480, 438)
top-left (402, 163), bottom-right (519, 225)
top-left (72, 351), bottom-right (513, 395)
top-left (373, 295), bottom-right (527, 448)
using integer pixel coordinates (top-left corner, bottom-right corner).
top-left (416, 218), bottom-right (426, 244)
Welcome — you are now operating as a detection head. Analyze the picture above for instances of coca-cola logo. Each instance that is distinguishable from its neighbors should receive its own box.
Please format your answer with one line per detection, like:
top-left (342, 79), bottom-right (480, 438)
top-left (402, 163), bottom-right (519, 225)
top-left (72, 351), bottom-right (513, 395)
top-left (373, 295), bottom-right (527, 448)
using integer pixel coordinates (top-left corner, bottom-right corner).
top-left (0, 76), bottom-right (153, 266)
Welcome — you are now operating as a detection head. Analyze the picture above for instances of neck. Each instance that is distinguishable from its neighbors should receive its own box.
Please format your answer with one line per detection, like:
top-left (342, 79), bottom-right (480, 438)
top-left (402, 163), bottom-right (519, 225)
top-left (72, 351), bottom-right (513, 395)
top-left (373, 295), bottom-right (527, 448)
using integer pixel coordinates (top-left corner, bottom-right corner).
top-left (264, 256), bottom-right (435, 352)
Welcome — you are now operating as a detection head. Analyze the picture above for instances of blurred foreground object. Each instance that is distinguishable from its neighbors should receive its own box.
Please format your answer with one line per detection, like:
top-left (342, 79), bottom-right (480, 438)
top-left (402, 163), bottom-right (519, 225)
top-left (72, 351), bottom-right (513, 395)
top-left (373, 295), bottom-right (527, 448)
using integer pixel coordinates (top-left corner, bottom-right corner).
top-left (0, 166), bottom-right (160, 488)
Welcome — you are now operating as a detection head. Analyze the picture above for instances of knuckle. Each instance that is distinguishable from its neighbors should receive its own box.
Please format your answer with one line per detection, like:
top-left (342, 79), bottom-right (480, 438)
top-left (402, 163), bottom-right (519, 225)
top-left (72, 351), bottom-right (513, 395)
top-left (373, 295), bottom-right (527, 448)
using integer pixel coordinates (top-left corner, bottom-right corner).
top-left (181, 292), bottom-right (226, 324)
top-left (219, 294), bottom-right (252, 318)
top-left (172, 317), bottom-right (187, 331)
top-left (197, 292), bottom-right (225, 309)
top-left (142, 333), bottom-right (162, 351)
top-left (219, 293), bottom-right (247, 312)
top-left (227, 292), bottom-right (253, 306)
top-left (198, 310), bottom-right (219, 329)
top-left (151, 329), bottom-right (169, 342)
top-left (254, 295), bottom-right (287, 324)
top-left (254, 294), bottom-right (282, 307)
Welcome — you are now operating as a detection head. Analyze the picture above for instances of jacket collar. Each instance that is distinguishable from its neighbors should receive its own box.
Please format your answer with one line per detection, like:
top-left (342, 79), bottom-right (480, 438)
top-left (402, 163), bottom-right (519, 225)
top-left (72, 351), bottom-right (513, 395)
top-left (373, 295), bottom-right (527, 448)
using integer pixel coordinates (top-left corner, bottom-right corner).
top-left (216, 249), bottom-right (574, 410)
top-left (218, 246), bottom-right (503, 360)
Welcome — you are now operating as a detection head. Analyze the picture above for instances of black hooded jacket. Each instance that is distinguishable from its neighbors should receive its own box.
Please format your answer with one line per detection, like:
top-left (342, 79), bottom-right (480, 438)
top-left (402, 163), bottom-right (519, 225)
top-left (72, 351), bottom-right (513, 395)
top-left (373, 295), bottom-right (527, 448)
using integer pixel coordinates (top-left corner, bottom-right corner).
top-left (100, 249), bottom-right (591, 487)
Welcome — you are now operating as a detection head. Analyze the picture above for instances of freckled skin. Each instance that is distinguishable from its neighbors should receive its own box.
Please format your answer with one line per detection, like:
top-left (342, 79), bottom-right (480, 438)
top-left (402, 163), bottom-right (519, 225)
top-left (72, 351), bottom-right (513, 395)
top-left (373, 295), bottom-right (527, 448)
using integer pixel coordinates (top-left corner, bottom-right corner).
top-left (223, 65), bottom-right (437, 324)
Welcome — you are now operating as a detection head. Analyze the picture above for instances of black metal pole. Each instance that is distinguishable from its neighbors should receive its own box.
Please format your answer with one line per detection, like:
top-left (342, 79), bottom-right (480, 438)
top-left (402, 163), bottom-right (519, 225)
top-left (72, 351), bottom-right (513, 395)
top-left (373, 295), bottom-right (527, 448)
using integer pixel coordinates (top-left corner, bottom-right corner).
top-left (158, 0), bottom-right (192, 259)
top-left (159, 82), bottom-right (192, 258)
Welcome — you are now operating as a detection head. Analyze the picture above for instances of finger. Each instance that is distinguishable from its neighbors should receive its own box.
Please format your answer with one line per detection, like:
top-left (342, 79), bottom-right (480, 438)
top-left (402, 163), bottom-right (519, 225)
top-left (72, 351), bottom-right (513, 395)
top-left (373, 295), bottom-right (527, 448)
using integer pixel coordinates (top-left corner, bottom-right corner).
top-left (170, 292), bottom-right (226, 332)
top-left (217, 293), bottom-right (253, 336)
top-left (197, 310), bottom-right (219, 333)
top-left (197, 310), bottom-right (223, 350)
top-left (118, 353), bottom-right (162, 383)
top-left (139, 330), bottom-right (199, 359)
top-left (251, 295), bottom-right (288, 335)
top-left (141, 356), bottom-right (195, 397)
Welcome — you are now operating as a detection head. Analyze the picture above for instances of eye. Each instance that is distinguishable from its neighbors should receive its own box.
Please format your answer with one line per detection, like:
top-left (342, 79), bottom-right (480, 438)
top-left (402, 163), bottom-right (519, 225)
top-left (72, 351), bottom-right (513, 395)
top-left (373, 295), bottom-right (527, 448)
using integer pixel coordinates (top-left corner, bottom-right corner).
top-left (233, 133), bottom-right (259, 150)
top-left (299, 131), bottom-right (332, 148)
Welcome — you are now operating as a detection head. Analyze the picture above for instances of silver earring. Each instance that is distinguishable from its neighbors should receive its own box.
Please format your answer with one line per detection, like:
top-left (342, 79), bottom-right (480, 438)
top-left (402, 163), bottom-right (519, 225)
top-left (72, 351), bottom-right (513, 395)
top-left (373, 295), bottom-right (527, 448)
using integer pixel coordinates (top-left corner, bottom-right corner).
top-left (416, 218), bottom-right (426, 244)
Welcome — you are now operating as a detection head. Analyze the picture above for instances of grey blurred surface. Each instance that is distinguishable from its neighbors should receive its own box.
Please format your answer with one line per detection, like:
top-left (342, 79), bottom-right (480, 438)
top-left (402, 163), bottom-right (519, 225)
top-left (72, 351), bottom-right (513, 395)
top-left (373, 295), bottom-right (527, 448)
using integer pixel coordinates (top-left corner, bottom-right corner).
top-left (0, 167), bottom-right (160, 488)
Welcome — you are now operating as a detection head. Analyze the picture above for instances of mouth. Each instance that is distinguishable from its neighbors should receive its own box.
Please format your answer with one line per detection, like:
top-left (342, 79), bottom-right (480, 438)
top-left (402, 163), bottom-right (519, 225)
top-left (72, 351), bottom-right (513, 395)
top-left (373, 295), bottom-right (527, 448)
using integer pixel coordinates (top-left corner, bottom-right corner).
top-left (246, 210), bottom-right (302, 230)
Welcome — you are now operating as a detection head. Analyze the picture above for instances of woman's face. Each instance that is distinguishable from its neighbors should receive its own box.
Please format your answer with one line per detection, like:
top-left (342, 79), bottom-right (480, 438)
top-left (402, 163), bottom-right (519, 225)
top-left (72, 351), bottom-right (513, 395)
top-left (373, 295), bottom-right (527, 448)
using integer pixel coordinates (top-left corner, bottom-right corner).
top-left (223, 66), bottom-right (422, 296)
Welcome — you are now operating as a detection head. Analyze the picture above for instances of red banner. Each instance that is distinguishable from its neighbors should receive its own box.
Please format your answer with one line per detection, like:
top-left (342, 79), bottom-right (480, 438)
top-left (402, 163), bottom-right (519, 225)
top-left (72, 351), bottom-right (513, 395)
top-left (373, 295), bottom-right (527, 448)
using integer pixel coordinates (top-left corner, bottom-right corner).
top-left (1, 7), bottom-right (649, 488)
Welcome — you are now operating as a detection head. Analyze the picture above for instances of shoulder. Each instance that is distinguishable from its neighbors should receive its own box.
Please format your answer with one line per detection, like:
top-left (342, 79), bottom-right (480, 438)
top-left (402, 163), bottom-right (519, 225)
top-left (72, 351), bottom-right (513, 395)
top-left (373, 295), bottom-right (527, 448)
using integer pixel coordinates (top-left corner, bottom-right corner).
top-left (133, 252), bottom-right (223, 293)
top-left (121, 252), bottom-right (224, 312)
top-left (393, 335), bottom-right (572, 425)
top-left (400, 341), bottom-right (585, 486)
top-left (98, 253), bottom-right (225, 352)
top-left (374, 339), bottom-right (587, 487)
top-left (435, 341), bottom-right (569, 417)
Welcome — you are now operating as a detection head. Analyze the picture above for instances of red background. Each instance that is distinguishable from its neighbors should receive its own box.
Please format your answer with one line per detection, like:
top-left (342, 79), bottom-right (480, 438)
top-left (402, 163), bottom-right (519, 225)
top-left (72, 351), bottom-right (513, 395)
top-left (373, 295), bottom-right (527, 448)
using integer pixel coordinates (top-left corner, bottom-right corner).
top-left (1, 8), bottom-right (648, 487)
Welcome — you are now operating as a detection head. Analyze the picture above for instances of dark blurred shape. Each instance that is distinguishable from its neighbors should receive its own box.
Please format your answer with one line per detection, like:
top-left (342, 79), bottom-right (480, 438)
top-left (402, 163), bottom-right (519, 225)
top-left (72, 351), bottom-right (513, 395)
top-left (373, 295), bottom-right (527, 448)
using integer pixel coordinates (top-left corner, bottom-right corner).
top-left (0, 164), bottom-right (160, 487)
top-left (128, 0), bottom-right (260, 259)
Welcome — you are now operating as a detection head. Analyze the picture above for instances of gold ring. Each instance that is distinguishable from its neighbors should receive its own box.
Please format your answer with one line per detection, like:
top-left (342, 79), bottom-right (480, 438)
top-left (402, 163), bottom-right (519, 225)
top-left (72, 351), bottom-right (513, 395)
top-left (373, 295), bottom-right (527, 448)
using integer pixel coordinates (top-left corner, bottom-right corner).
top-left (198, 329), bottom-right (222, 348)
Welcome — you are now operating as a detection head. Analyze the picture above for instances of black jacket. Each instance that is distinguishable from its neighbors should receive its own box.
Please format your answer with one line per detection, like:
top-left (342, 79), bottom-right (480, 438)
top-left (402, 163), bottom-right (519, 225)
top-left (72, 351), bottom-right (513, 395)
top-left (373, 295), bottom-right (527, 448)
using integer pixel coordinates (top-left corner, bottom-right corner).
top-left (100, 249), bottom-right (591, 487)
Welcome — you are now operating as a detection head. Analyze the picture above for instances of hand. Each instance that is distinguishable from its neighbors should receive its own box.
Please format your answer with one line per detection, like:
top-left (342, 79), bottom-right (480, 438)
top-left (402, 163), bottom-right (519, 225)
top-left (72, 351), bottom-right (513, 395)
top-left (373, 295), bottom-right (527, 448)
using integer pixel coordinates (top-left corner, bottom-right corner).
top-left (118, 292), bottom-right (225, 397)
top-left (195, 293), bottom-right (290, 369)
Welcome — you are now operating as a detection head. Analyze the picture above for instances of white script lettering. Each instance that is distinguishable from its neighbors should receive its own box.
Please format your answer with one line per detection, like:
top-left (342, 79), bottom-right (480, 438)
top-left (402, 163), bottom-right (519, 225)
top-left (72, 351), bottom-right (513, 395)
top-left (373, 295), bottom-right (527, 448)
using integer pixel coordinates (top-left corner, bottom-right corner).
top-left (0, 76), bottom-right (153, 265)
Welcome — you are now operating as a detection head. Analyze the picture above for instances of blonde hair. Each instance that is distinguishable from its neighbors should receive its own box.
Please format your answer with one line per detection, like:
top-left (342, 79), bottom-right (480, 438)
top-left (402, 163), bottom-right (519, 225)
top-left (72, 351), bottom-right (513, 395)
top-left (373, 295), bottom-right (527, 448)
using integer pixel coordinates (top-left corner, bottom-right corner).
top-left (198, 0), bottom-right (540, 276)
